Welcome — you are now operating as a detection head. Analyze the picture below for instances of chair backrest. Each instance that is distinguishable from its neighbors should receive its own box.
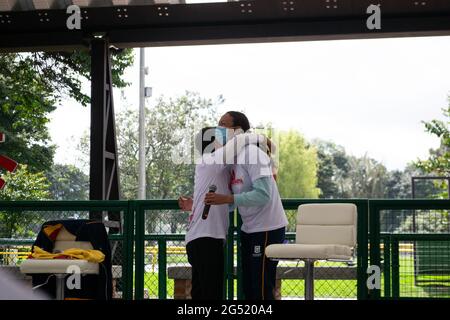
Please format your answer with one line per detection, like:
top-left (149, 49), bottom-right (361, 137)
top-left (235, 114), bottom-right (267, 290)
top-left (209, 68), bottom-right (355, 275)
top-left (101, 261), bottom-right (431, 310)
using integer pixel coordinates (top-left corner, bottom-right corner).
top-left (53, 226), bottom-right (93, 253)
top-left (296, 203), bottom-right (357, 247)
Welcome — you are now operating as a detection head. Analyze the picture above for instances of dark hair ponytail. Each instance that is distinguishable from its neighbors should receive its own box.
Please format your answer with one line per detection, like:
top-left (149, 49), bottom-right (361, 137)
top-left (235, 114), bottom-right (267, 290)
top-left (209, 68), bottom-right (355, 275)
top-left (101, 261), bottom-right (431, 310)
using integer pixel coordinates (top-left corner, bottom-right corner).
top-left (226, 111), bottom-right (250, 132)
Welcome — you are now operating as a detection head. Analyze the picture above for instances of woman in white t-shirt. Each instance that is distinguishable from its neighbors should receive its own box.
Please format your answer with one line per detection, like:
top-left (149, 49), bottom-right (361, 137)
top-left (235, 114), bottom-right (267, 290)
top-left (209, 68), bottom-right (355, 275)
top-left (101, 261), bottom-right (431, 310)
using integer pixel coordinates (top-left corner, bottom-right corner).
top-left (204, 111), bottom-right (288, 300)
top-left (178, 126), bottom-right (264, 300)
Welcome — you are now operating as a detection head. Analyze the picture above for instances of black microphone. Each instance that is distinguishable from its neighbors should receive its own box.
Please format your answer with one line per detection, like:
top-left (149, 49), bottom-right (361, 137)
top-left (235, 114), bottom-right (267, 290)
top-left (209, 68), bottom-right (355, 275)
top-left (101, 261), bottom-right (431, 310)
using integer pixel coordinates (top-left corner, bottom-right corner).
top-left (202, 184), bottom-right (217, 220)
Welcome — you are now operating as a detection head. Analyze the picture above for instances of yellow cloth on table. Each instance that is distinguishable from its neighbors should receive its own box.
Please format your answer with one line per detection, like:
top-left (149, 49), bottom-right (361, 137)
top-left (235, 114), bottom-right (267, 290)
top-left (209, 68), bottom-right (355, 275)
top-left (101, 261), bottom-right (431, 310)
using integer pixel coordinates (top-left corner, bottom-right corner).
top-left (30, 246), bottom-right (105, 263)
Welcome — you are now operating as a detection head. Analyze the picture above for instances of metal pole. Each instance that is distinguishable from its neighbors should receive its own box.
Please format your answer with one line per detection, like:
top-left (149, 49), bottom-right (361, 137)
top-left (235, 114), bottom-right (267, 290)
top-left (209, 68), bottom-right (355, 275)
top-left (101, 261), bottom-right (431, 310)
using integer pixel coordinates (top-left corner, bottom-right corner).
top-left (138, 48), bottom-right (146, 200)
top-left (134, 203), bottom-right (145, 300)
top-left (89, 37), bottom-right (121, 232)
top-left (411, 177), bottom-right (416, 232)
top-left (55, 274), bottom-right (65, 300)
top-left (383, 236), bottom-right (391, 298)
top-left (158, 239), bottom-right (167, 299)
top-left (90, 39), bottom-right (107, 204)
top-left (356, 200), bottom-right (369, 300)
top-left (304, 259), bottom-right (314, 300)
top-left (236, 214), bottom-right (244, 299)
top-left (226, 211), bottom-right (234, 300)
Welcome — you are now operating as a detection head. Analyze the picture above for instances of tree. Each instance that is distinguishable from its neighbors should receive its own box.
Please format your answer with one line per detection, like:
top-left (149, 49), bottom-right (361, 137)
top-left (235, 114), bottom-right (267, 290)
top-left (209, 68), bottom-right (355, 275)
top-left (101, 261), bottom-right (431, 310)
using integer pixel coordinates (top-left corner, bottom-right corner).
top-left (347, 154), bottom-right (388, 198)
top-left (0, 165), bottom-right (50, 238)
top-left (385, 169), bottom-right (410, 199)
top-left (276, 130), bottom-right (320, 199)
top-left (46, 164), bottom-right (89, 200)
top-left (389, 163), bottom-right (443, 199)
top-left (0, 54), bottom-right (56, 172)
top-left (313, 139), bottom-right (413, 200)
top-left (404, 99), bottom-right (450, 234)
top-left (78, 91), bottom-right (220, 233)
top-left (0, 50), bottom-right (134, 172)
top-left (415, 102), bottom-right (450, 197)
top-left (312, 139), bottom-right (351, 198)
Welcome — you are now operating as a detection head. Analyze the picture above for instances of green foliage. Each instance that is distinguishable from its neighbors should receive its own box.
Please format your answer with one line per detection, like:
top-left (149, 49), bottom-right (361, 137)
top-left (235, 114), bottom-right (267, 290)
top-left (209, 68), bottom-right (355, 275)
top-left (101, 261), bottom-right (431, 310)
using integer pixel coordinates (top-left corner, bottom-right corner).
top-left (0, 165), bottom-right (50, 201)
top-left (0, 165), bottom-right (50, 238)
top-left (46, 164), bottom-right (89, 200)
top-left (415, 102), bottom-right (450, 198)
top-left (0, 49), bottom-right (134, 172)
top-left (0, 50), bottom-right (132, 238)
top-left (11, 50), bottom-right (134, 108)
top-left (385, 170), bottom-right (410, 199)
top-left (0, 54), bottom-right (56, 171)
top-left (415, 104), bottom-right (450, 176)
top-left (276, 130), bottom-right (320, 198)
top-left (396, 210), bottom-right (450, 233)
top-left (313, 139), bottom-right (390, 199)
top-left (312, 139), bottom-right (417, 200)
top-left (313, 139), bottom-right (351, 198)
top-left (346, 154), bottom-right (388, 198)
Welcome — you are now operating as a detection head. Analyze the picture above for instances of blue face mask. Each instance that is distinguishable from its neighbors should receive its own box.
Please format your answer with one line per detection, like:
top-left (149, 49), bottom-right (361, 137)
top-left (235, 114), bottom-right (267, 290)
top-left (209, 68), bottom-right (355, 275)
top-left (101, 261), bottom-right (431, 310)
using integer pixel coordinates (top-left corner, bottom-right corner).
top-left (215, 127), bottom-right (228, 146)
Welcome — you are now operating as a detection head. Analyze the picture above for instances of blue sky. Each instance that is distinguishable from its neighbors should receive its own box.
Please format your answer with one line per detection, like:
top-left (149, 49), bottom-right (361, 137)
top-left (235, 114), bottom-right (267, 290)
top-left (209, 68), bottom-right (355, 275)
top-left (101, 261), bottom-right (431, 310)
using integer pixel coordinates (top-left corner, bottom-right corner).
top-left (48, 35), bottom-right (450, 171)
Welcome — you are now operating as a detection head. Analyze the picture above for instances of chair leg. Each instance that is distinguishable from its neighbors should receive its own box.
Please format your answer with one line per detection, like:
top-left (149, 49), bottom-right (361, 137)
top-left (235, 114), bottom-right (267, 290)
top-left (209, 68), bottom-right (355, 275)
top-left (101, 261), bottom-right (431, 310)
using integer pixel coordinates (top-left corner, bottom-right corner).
top-left (304, 259), bottom-right (315, 300)
top-left (55, 274), bottom-right (65, 300)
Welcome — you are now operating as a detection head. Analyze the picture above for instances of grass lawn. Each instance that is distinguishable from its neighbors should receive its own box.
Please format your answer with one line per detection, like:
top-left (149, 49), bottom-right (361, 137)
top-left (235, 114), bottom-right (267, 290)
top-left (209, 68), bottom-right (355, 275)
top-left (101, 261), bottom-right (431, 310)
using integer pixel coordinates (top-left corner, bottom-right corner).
top-left (143, 272), bottom-right (357, 299)
top-left (141, 254), bottom-right (450, 299)
top-left (144, 272), bottom-right (174, 298)
top-left (393, 254), bottom-right (450, 298)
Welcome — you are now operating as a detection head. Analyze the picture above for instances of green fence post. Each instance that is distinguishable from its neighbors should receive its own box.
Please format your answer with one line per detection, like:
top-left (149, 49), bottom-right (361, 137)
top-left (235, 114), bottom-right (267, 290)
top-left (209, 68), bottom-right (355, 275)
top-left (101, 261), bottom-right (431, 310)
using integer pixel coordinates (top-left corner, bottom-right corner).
top-left (222, 241), bottom-right (227, 300)
top-left (123, 200), bottom-right (135, 300)
top-left (236, 213), bottom-right (244, 300)
top-left (391, 238), bottom-right (400, 298)
top-left (158, 239), bottom-right (167, 299)
top-left (356, 200), bottom-right (369, 300)
top-left (134, 202), bottom-right (145, 300)
top-left (226, 210), bottom-right (235, 300)
top-left (383, 236), bottom-right (391, 298)
top-left (369, 200), bottom-right (381, 299)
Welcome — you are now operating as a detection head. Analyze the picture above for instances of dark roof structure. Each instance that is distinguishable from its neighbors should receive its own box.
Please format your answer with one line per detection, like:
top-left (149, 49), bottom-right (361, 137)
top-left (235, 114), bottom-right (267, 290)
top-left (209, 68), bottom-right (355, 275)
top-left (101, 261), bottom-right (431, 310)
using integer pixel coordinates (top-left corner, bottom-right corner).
top-left (1, 0), bottom-right (450, 52)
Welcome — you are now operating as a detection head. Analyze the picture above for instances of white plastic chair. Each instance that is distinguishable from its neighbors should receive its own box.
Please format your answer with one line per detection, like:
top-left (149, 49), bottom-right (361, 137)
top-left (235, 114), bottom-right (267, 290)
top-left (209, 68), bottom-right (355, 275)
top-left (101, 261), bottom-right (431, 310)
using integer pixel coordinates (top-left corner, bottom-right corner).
top-left (265, 203), bottom-right (357, 300)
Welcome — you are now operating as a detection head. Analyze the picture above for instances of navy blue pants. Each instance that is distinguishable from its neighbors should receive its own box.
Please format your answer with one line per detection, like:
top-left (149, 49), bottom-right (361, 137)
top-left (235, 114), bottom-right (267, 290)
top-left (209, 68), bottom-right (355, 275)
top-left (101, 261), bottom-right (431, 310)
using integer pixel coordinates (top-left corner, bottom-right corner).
top-left (240, 227), bottom-right (285, 300)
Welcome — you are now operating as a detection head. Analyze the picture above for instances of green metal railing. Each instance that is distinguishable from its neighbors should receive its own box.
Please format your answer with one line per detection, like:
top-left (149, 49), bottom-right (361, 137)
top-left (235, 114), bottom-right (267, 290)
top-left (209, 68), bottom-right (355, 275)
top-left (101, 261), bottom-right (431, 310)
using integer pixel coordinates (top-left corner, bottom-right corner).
top-left (368, 199), bottom-right (450, 300)
top-left (1, 198), bottom-right (449, 300)
top-left (133, 198), bottom-right (369, 300)
top-left (134, 200), bottom-right (181, 300)
top-left (381, 233), bottom-right (450, 298)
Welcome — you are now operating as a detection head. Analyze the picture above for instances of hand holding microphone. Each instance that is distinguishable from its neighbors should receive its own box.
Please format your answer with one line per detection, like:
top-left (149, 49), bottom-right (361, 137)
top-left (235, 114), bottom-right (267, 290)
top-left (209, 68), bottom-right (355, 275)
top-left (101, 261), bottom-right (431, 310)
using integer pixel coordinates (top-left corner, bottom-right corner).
top-left (202, 185), bottom-right (217, 220)
top-left (203, 186), bottom-right (235, 219)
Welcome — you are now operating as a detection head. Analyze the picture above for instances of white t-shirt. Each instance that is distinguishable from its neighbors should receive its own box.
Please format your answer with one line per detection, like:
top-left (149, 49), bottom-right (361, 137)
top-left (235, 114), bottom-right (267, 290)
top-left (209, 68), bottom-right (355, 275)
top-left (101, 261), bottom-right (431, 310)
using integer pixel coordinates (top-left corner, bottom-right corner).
top-left (185, 150), bottom-right (230, 245)
top-left (231, 144), bottom-right (288, 234)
